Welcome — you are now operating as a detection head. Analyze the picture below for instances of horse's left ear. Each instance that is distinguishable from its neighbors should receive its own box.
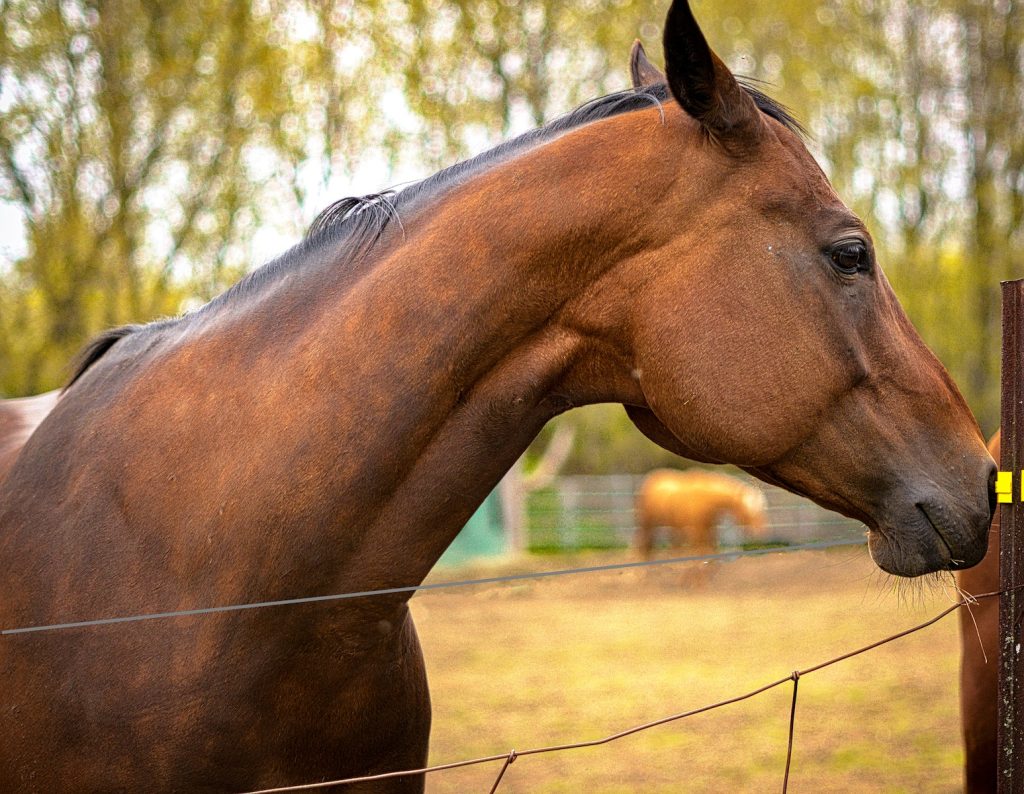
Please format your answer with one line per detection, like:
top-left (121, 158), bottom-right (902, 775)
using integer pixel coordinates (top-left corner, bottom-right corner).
top-left (662, 0), bottom-right (765, 146)
top-left (629, 40), bottom-right (665, 89)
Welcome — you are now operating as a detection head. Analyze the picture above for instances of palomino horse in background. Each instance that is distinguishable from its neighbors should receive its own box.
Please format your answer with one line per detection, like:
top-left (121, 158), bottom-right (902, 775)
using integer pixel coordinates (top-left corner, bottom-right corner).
top-left (0, 0), bottom-right (996, 790)
top-left (635, 468), bottom-right (768, 559)
top-left (0, 391), bottom-right (59, 483)
top-left (958, 430), bottom-right (1001, 794)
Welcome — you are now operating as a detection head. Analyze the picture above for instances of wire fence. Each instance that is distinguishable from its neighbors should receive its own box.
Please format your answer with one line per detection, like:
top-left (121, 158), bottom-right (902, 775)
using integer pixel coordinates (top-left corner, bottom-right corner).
top-left (0, 522), bottom-right (982, 793)
top-left (0, 536), bottom-right (865, 635)
top-left (240, 586), bottom-right (1001, 794)
top-left (524, 474), bottom-right (865, 552)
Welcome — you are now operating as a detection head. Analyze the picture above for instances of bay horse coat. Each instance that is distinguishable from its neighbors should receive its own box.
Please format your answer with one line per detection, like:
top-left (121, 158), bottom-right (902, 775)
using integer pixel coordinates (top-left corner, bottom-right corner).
top-left (0, 2), bottom-right (996, 791)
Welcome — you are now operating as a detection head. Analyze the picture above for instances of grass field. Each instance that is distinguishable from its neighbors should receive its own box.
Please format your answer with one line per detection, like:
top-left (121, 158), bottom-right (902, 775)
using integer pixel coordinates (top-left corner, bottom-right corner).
top-left (412, 546), bottom-right (973, 792)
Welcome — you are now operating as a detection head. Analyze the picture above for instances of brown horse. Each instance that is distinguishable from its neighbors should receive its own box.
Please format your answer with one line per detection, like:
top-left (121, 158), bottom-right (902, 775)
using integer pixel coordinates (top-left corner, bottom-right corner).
top-left (635, 468), bottom-right (768, 558)
top-left (0, 1), bottom-right (996, 791)
top-left (958, 430), bottom-right (1001, 793)
top-left (0, 390), bottom-right (59, 484)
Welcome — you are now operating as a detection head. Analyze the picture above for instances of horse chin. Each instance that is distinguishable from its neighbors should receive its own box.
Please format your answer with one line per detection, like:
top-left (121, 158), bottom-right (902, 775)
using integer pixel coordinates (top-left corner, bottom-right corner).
top-left (866, 518), bottom-right (955, 578)
top-left (868, 489), bottom-right (994, 577)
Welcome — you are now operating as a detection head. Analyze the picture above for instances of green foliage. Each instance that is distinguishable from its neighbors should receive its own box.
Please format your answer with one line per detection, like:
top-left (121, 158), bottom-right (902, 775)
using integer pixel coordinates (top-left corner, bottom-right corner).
top-left (1, 0), bottom-right (1020, 441)
top-left (525, 483), bottom-right (631, 551)
top-left (552, 405), bottom-right (680, 475)
top-left (0, 0), bottom-right (315, 391)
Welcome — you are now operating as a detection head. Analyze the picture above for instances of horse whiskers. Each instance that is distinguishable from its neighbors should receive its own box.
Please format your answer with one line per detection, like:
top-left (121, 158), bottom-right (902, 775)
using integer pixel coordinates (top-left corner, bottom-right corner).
top-left (886, 566), bottom-right (946, 611)
top-left (947, 573), bottom-right (989, 665)
top-left (874, 527), bottom-right (923, 609)
top-left (862, 567), bottom-right (892, 608)
top-left (823, 545), bottom-right (861, 573)
top-left (892, 576), bottom-right (923, 610)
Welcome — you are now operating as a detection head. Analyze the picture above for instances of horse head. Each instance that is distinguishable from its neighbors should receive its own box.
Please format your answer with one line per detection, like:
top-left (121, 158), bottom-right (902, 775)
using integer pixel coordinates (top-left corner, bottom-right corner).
top-left (737, 488), bottom-right (769, 541)
top-left (613, 1), bottom-right (994, 577)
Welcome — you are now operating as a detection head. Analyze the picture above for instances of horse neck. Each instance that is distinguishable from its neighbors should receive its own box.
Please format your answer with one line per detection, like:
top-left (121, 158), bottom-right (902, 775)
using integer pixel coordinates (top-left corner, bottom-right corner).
top-left (223, 117), bottom-right (669, 595)
top-left (728, 489), bottom-right (764, 531)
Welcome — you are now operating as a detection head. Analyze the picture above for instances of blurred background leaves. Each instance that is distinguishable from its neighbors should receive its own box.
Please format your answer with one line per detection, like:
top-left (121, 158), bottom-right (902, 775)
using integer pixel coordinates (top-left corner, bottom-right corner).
top-left (0, 0), bottom-right (1021, 465)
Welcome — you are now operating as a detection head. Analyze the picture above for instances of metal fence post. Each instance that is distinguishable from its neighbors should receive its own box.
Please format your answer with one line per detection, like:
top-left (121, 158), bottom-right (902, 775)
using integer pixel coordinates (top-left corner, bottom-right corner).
top-left (999, 278), bottom-right (1024, 792)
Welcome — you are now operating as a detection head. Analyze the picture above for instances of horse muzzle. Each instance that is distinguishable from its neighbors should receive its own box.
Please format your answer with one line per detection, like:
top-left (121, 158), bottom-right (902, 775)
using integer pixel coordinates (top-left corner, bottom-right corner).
top-left (867, 464), bottom-right (996, 577)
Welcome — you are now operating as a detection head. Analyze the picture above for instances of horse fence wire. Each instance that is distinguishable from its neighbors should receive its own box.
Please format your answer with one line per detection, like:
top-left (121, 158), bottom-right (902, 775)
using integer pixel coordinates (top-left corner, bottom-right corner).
top-left (241, 587), bottom-right (1006, 794)
top-left (0, 536), bottom-right (866, 635)
top-left (782, 671), bottom-right (800, 793)
top-left (0, 533), bottom-right (979, 792)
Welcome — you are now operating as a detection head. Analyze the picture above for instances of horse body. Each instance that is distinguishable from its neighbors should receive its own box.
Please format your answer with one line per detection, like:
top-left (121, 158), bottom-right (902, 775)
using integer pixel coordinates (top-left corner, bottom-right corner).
top-left (0, 95), bottom-right (697, 791)
top-left (635, 468), bottom-right (767, 557)
top-left (0, 159), bottom-right (569, 788)
top-left (958, 430), bottom-right (1001, 793)
top-left (0, 3), bottom-right (996, 790)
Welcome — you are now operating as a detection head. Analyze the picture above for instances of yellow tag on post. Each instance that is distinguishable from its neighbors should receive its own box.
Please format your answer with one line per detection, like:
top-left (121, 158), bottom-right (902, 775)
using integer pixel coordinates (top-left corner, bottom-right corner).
top-left (997, 471), bottom-right (1014, 503)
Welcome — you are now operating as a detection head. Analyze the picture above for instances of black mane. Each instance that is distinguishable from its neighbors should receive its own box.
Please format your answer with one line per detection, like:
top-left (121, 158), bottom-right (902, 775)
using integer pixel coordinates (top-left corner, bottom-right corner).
top-left (298, 79), bottom-right (801, 264)
top-left (303, 86), bottom-right (673, 250)
top-left (65, 325), bottom-right (143, 390)
top-left (66, 80), bottom-right (802, 387)
top-left (201, 83), bottom-right (674, 314)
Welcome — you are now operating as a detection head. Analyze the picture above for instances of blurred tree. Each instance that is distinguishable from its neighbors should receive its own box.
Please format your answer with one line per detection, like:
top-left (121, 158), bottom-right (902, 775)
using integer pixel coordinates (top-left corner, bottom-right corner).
top-left (1, 0), bottom-right (1019, 447)
top-left (0, 0), bottom-right (376, 393)
top-left (3, 0), bottom-right (254, 390)
top-left (959, 0), bottom-right (1024, 429)
top-left (804, 0), bottom-right (1024, 433)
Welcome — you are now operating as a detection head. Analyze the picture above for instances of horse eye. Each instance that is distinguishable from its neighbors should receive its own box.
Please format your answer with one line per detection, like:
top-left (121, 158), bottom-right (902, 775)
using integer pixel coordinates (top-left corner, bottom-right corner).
top-left (830, 242), bottom-right (869, 274)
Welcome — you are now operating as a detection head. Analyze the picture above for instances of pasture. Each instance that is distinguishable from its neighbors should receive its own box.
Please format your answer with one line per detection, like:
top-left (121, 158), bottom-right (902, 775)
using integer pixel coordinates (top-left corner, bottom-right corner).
top-left (414, 547), bottom-right (968, 792)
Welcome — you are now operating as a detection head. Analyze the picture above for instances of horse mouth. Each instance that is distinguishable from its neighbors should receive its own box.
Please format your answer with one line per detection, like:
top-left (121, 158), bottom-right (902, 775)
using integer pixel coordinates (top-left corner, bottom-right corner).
top-left (917, 503), bottom-right (960, 567)
top-left (866, 504), bottom-right (958, 577)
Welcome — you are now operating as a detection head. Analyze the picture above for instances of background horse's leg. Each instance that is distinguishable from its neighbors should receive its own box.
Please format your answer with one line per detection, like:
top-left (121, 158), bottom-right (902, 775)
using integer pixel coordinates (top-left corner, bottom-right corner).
top-left (635, 505), bottom-right (656, 560)
top-left (692, 518), bottom-right (716, 591)
top-left (672, 520), bottom-right (711, 591)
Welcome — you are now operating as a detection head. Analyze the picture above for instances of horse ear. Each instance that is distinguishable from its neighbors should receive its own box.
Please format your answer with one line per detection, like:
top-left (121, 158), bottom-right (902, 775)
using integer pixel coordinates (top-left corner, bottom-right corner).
top-left (629, 40), bottom-right (665, 89)
top-left (662, 0), bottom-right (765, 144)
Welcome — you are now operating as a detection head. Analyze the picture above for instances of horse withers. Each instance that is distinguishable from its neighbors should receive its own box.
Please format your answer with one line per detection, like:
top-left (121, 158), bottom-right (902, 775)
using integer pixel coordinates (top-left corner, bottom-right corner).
top-left (0, 1), bottom-right (996, 791)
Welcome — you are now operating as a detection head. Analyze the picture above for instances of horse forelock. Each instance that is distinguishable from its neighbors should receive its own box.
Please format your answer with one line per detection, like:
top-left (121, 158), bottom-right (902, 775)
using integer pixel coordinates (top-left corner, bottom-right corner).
top-left (744, 488), bottom-right (767, 514)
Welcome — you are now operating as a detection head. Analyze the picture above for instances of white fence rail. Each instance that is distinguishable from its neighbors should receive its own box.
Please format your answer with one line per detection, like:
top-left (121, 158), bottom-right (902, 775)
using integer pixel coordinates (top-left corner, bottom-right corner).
top-left (525, 473), bottom-right (864, 551)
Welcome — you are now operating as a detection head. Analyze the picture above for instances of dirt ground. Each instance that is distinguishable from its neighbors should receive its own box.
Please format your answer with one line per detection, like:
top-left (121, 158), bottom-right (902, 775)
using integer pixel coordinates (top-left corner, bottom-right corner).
top-left (411, 546), bottom-right (975, 792)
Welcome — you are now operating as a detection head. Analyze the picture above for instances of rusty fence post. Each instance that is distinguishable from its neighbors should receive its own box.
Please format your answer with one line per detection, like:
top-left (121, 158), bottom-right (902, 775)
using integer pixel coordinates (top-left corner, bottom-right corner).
top-left (999, 278), bottom-right (1024, 792)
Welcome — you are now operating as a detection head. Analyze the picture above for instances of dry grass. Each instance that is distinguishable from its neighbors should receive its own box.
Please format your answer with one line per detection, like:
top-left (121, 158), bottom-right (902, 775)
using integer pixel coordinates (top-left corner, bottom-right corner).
top-left (411, 547), bottom-right (972, 793)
